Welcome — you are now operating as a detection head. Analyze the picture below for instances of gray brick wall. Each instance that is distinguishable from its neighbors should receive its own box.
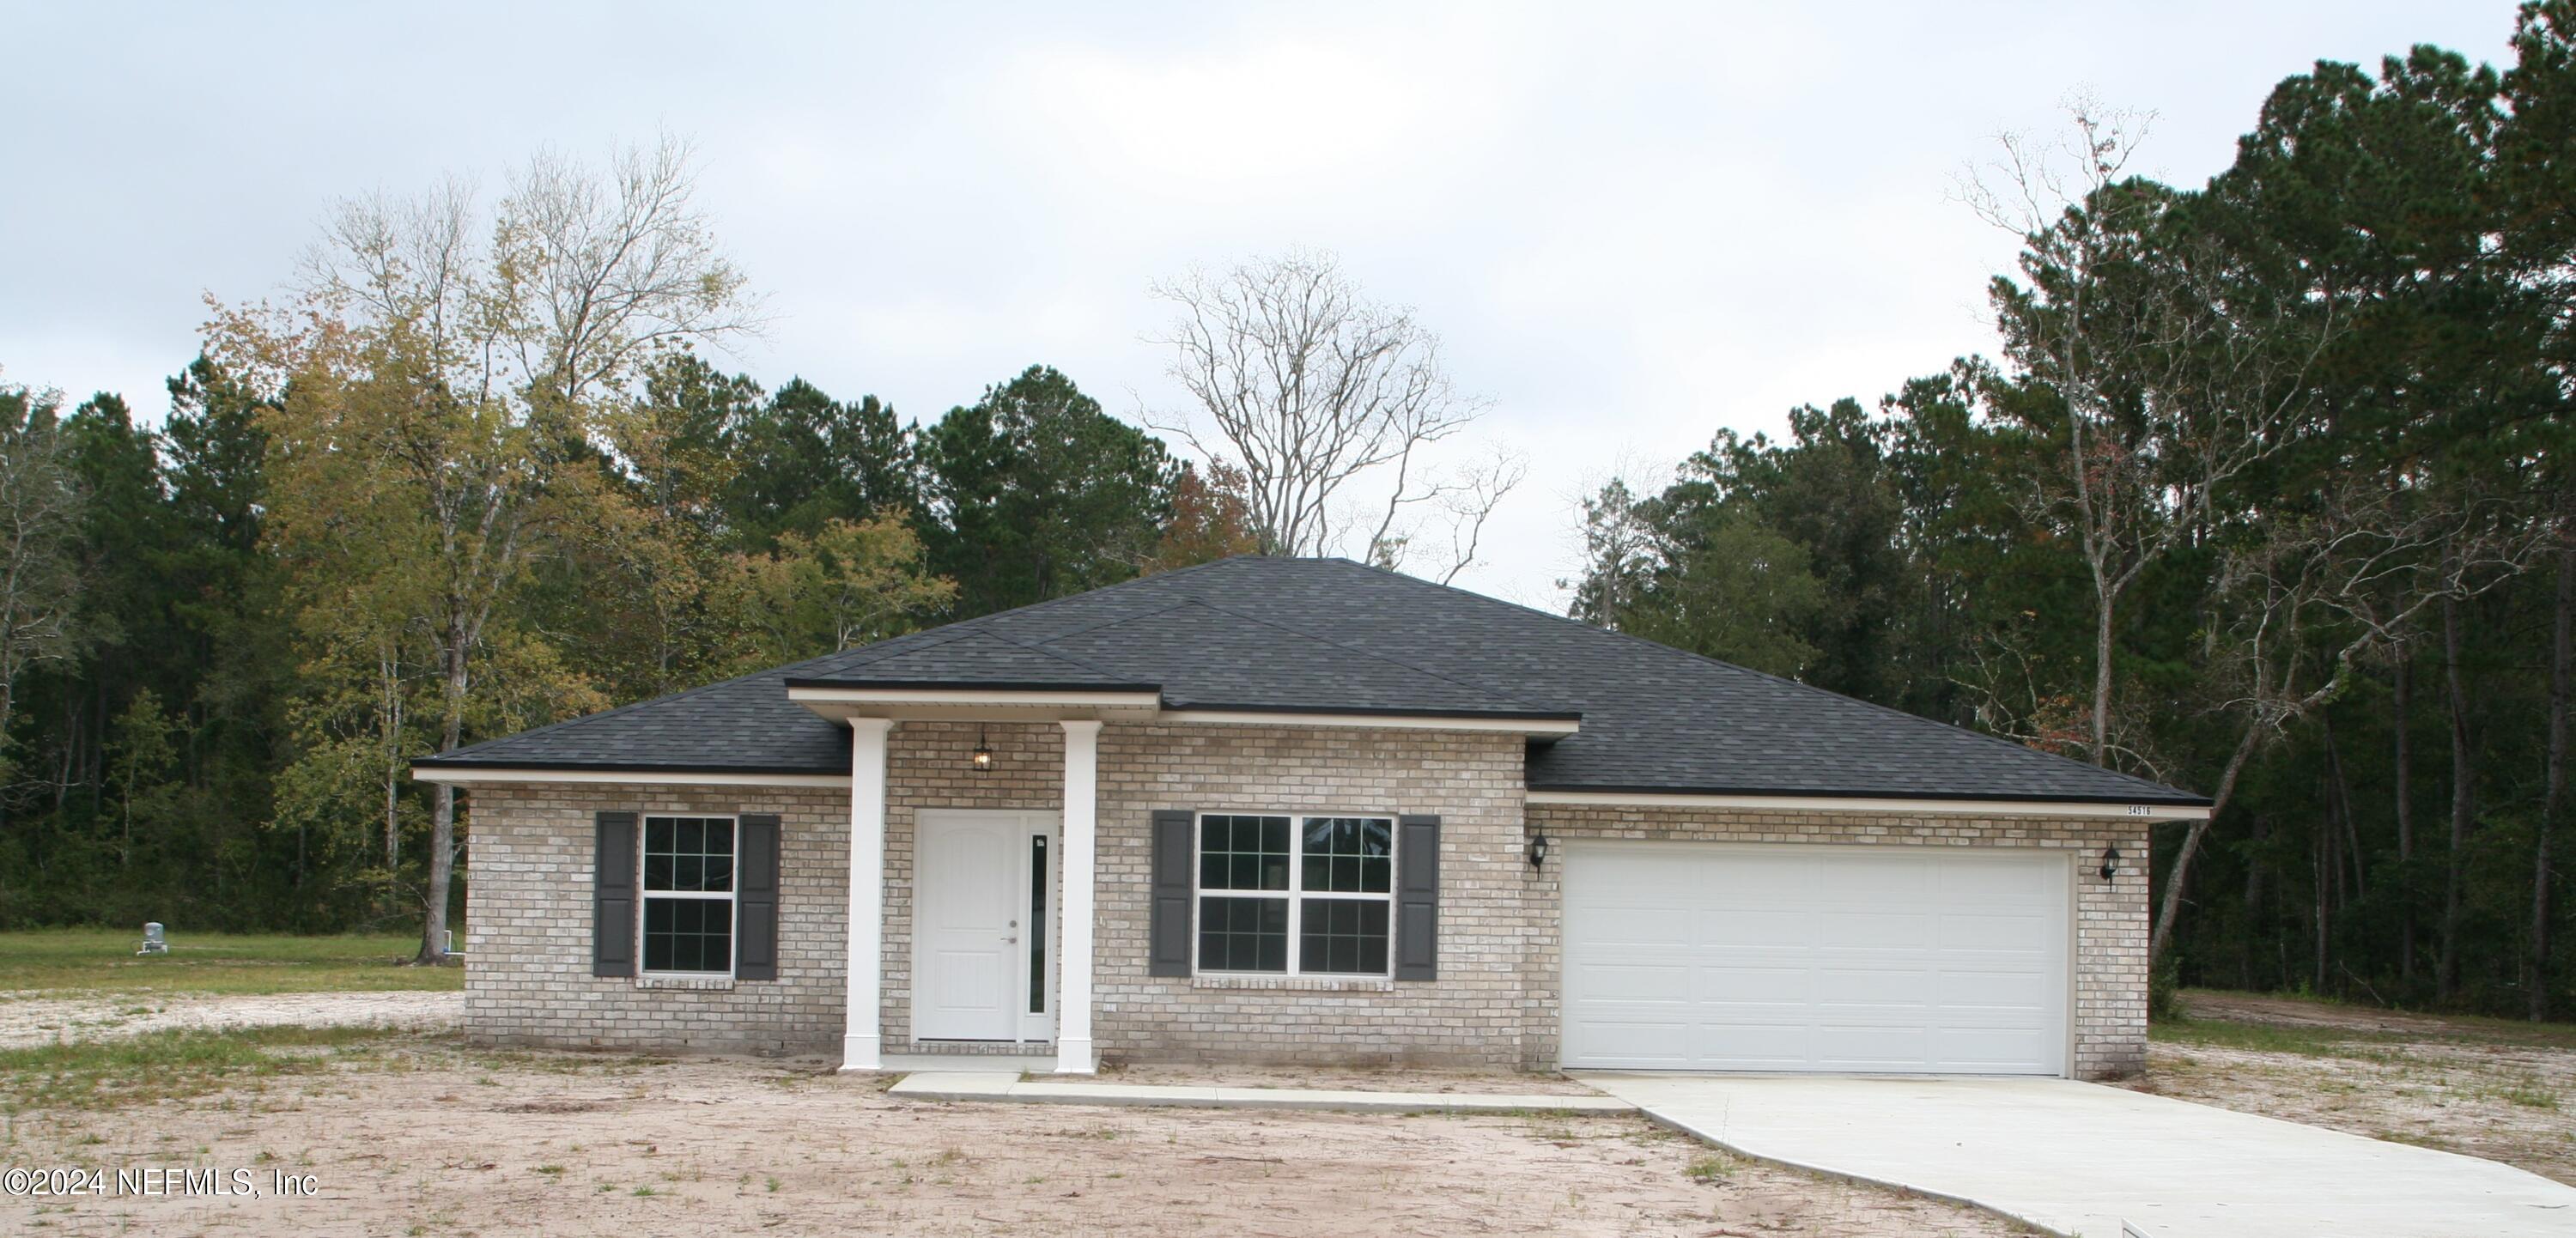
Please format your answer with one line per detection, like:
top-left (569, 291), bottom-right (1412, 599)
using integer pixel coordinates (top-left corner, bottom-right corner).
top-left (459, 727), bottom-right (2149, 1078)
top-left (1092, 725), bottom-right (1538, 1069)
top-left (462, 782), bottom-right (849, 1053)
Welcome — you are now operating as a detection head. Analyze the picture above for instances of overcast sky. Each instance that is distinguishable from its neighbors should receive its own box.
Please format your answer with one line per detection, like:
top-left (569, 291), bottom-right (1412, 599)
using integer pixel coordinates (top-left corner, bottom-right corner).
top-left (1, 1), bottom-right (2527, 609)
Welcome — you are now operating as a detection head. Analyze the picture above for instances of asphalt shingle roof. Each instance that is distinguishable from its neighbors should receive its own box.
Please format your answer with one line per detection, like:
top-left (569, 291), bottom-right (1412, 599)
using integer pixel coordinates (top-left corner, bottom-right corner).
top-left (418, 555), bottom-right (2206, 804)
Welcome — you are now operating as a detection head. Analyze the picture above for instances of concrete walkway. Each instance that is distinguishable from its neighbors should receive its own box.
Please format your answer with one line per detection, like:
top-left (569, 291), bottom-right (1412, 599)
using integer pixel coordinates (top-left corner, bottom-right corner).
top-left (1581, 1072), bottom-right (2576, 1238)
top-left (889, 1070), bottom-right (1631, 1115)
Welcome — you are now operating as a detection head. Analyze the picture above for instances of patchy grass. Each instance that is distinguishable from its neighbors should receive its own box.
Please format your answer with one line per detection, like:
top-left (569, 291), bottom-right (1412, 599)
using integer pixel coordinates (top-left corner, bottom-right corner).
top-left (2141, 989), bottom-right (2576, 1185)
top-left (2149, 1015), bottom-right (2417, 1062)
top-left (0, 929), bottom-right (460, 998)
top-left (0, 1024), bottom-right (429, 1113)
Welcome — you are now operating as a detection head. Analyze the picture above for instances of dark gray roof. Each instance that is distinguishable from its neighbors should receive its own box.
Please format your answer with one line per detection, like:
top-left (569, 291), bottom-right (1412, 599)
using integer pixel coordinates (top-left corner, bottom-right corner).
top-left (419, 555), bottom-right (2206, 805)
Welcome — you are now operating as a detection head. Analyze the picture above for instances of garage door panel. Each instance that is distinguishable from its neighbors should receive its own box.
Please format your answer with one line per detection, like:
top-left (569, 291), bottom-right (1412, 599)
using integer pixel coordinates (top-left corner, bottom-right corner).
top-left (1807, 1023), bottom-right (1934, 1067)
top-left (1696, 965), bottom-right (1814, 1004)
top-left (1931, 1026), bottom-right (2053, 1067)
top-left (1812, 966), bottom-right (1935, 1005)
top-left (1817, 910), bottom-right (1935, 950)
top-left (1939, 968), bottom-right (2050, 1010)
top-left (1563, 843), bottom-right (2069, 1075)
top-left (1940, 910), bottom-right (2053, 952)
top-left (1691, 1022), bottom-right (1815, 1065)
top-left (1701, 908), bottom-right (1814, 946)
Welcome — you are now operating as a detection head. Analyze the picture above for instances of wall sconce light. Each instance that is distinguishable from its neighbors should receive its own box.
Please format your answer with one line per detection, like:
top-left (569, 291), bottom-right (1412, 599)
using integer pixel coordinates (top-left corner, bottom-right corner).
top-left (971, 728), bottom-right (993, 774)
top-left (1526, 831), bottom-right (1551, 869)
top-left (2099, 845), bottom-right (2120, 881)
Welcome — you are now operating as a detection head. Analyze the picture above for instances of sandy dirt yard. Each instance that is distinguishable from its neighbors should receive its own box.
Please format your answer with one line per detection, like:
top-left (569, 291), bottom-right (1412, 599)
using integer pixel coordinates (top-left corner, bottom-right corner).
top-left (2135, 991), bottom-right (2576, 1186)
top-left (0, 990), bottom-right (461, 1049)
top-left (5, 1037), bottom-right (2021, 1237)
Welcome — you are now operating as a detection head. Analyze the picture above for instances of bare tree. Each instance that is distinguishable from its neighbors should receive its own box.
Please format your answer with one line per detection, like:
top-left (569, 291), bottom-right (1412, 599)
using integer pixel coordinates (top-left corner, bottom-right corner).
top-left (1148, 249), bottom-right (1510, 578)
top-left (1961, 98), bottom-right (2334, 770)
top-left (2148, 485), bottom-right (2543, 962)
top-left (0, 379), bottom-right (83, 778)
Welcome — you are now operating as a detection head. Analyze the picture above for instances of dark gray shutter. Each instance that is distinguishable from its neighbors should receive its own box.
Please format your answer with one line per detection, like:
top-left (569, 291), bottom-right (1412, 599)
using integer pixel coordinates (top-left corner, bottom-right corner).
top-left (593, 810), bottom-right (638, 978)
top-left (736, 814), bottom-right (781, 981)
top-left (1395, 814), bottom-right (1440, 981)
top-left (1149, 810), bottom-right (1194, 977)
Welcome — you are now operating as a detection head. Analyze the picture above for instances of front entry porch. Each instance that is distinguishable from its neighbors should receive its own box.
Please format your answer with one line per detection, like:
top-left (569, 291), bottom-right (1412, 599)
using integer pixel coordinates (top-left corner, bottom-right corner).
top-left (835, 714), bottom-right (1105, 1076)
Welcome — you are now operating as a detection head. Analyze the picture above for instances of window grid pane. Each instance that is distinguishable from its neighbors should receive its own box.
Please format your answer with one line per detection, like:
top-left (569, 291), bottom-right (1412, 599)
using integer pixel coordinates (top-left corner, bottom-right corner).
top-left (1299, 817), bottom-right (1392, 894)
top-left (643, 816), bottom-right (735, 893)
top-left (643, 895), bottom-right (733, 973)
top-left (1298, 898), bottom-right (1389, 974)
top-left (1200, 815), bottom-right (1291, 891)
top-left (1198, 895), bottom-right (1288, 972)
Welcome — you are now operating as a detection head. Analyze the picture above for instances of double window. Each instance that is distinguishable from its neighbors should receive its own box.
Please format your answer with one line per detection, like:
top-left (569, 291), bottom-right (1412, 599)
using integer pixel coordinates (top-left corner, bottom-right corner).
top-left (1196, 813), bottom-right (1393, 976)
top-left (641, 816), bottom-right (735, 975)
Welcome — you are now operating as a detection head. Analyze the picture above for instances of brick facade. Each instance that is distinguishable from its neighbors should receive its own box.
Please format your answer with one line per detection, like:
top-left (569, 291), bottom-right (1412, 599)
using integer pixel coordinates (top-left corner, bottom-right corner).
top-left (463, 782), bottom-right (849, 1053)
top-left (1092, 725), bottom-right (1537, 1069)
top-left (460, 724), bottom-right (2150, 1077)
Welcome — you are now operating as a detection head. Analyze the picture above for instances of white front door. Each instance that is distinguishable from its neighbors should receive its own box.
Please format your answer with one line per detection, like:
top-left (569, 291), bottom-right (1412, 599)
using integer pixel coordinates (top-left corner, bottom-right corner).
top-left (914, 811), bottom-right (1054, 1042)
top-left (1561, 842), bottom-right (2071, 1075)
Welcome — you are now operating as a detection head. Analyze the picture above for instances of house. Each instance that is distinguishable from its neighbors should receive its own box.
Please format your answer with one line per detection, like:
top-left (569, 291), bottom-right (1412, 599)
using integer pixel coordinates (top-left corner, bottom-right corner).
top-left (413, 555), bottom-right (2208, 1079)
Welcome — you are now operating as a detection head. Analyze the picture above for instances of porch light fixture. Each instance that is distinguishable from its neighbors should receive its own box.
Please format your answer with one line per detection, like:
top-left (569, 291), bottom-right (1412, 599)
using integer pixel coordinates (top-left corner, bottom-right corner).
top-left (971, 729), bottom-right (993, 774)
top-left (2099, 844), bottom-right (2120, 882)
top-left (1526, 831), bottom-right (1551, 869)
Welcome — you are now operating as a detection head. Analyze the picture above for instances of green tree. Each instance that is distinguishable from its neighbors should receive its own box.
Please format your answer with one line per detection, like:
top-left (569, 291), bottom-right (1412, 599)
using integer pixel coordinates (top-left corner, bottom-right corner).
top-left (723, 376), bottom-right (916, 549)
top-left (920, 365), bottom-right (1176, 616)
top-left (723, 514), bottom-right (956, 669)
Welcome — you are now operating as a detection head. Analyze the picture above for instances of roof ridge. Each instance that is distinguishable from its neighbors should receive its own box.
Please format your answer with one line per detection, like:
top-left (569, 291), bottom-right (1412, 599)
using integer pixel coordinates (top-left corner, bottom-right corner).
top-left (1323, 558), bottom-right (2197, 798)
top-left (1159, 594), bottom-right (1565, 714)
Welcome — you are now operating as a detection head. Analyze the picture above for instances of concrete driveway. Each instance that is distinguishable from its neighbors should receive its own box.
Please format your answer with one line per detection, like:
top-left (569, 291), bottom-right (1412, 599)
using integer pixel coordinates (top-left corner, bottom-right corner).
top-left (1578, 1072), bottom-right (2576, 1238)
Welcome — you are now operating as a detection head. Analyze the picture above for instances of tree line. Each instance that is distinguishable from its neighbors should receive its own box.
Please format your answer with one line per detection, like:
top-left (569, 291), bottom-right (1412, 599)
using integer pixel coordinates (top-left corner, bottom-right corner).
top-left (1574, 3), bottom-right (2576, 1019)
top-left (0, 139), bottom-right (1514, 956)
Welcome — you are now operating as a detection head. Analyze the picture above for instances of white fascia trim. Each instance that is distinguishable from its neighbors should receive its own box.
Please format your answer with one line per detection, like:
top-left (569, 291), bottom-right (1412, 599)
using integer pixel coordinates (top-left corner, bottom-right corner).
top-left (1157, 710), bottom-right (1581, 735)
top-left (410, 767), bottom-right (851, 788)
top-left (1523, 789), bottom-right (2212, 821)
top-left (785, 686), bottom-right (1163, 709)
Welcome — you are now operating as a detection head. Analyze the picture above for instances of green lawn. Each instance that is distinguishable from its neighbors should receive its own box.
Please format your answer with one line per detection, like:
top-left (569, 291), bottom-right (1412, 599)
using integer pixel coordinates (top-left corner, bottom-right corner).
top-left (0, 928), bottom-right (463, 997)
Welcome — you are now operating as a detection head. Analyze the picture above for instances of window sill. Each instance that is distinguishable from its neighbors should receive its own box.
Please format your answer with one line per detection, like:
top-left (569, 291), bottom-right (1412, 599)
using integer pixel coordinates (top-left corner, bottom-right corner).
top-left (635, 974), bottom-right (736, 992)
top-left (1190, 974), bottom-right (1396, 993)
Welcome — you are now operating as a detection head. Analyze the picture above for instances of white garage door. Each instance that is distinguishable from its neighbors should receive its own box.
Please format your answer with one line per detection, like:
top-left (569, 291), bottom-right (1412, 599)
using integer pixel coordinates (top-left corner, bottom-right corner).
top-left (1561, 843), bottom-right (2070, 1075)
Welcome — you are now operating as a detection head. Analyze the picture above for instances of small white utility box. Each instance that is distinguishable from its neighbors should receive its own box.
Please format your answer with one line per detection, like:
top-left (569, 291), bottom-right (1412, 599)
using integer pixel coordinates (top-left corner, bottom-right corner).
top-left (137, 922), bottom-right (168, 956)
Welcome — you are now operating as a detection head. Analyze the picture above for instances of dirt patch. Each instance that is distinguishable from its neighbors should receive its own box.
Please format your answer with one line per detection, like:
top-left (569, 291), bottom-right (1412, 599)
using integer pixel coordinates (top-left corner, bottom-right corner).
top-left (8, 1042), bottom-right (2020, 1236)
top-left (0, 989), bottom-right (459, 1048)
top-left (1097, 1061), bottom-right (1602, 1095)
top-left (2135, 992), bottom-right (2576, 1186)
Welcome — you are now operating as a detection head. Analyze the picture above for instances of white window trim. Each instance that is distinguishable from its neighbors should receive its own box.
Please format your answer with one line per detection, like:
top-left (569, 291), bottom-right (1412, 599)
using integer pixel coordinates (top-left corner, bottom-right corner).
top-left (1192, 810), bottom-right (1397, 980)
top-left (638, 813), bottom-right (739, 980)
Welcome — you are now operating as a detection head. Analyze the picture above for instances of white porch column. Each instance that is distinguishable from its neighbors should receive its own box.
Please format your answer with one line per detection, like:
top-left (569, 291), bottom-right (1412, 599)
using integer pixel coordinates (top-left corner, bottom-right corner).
top-left (840, 717), bottom-right (892, 1072)
top-left (1055, 719), bottom-right (1102, 1074)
